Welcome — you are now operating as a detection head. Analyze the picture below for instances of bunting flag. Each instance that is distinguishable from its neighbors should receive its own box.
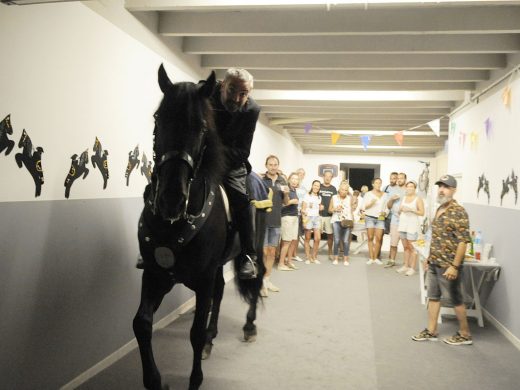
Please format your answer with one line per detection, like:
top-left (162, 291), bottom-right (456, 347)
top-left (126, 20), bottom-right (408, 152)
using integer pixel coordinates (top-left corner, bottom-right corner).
top-left (304, 123), bottom-right (312, 134)
top-left (394, 131), bottom-right (404, 146)
top-left (470, 131), bottom-right (479, 150)
top-left (459, 132), bottom-right (467, 149)
top-left (360, 135), bottom-right (371, 151)
top-left (484, 118), bottom-right (492, 140)
top-left (450, 121), bottom-right (457, 136)
top-left (331, 132), bottom-right (341, 145)
top-left (502, 86), bottom-right (511, 107)
top-left (427, 119), bottom-right (441, 137)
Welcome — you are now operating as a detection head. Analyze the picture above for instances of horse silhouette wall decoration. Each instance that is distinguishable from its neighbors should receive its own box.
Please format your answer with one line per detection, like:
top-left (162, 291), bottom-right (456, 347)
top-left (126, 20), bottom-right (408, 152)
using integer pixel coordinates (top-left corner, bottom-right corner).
top-left (91, 136), bottom-right (109, 189)
top-left (0, 114), bottom-right (15, 156)
top-left (125, 144), bottom-right (140, 186)
top-left (15, 129), bottom-right (44, 197)
top-left (140, 152), bottom-right (153, 184)
top-left (133, 65), bottom-right (269, 390)
top-left (64, 149), bottom-right (89, 199)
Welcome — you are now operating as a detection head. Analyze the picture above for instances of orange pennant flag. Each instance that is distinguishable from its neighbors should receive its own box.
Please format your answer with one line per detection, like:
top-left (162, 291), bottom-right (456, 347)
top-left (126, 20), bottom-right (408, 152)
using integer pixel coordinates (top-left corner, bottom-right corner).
top-left (331, 132), bottom-right (341, 145)
top-left (394, 131), bottom-right (404, 146)
top-left (502, 86), bottom-right (511, 107)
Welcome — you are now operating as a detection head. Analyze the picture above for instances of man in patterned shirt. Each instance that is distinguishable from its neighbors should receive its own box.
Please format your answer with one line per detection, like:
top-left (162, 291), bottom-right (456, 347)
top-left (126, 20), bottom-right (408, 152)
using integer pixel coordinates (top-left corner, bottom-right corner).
top-left (412, 174), bottom-right (473, 345)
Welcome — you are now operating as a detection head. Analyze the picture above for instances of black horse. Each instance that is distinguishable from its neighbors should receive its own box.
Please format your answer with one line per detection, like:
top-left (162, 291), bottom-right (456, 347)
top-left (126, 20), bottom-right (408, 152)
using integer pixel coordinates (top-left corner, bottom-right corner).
top-left (0, 114), bottom-right (15, 156)
top-left (133, 65), bottom-right (267, 390)
top-left (64, 149), bottom-right (90, 199)
top-left (15, 129), bottom-right (44, 197)
top-left (91, 137), bottom-right (109, 189)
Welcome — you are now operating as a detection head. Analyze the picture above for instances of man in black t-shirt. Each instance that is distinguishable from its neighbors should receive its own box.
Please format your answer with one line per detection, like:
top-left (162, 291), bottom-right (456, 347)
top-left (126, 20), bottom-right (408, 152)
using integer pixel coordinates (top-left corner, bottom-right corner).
top-left (319, 171), bottom-right (337, 260)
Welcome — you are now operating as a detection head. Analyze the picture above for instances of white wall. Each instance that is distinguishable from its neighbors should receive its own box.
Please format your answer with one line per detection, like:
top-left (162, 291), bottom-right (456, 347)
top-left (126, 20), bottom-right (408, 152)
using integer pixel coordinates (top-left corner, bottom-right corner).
top-left (448, 76), bottom-right (520, 209)
top-left (448, 73), bottom-right (520, 340)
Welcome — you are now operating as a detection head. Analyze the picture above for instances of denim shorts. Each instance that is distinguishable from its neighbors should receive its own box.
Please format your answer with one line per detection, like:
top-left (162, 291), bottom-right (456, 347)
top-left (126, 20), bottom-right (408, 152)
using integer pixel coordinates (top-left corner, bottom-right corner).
top-left (304, 215), bottom-right (321, 230)
top-left (365, 215), bottom-right (385, 230)
top-left (399, 231), bottom-right (419, 241)
top-left (426, 263), bottom-right (464, 306)
top-left (264, 226), bottom-right (281, 247)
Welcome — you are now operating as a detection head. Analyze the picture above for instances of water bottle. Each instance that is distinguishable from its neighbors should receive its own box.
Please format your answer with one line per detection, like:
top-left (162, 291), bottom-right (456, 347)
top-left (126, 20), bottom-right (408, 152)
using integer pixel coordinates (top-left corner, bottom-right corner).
top-left (474, 231), bottom-right (483, 261)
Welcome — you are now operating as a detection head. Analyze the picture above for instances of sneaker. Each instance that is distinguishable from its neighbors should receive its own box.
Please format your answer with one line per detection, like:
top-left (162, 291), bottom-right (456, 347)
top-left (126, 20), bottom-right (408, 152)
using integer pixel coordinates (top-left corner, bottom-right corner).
top-left (332, 260), bottom-right (338, 265)
top-left (267, 280), bottom-right (280, 292)
top-left (305, 260), bottom-right (311, 264)
top-left (384, 260), bottom-right (396, 268)
top-left (443, 332), bottom-right (473, 346)
top-left (292, 256), bottom-right (304, 262)
top-left (374, 259), bottom-right (383, 265)
top-left (405, 268), bottom-right (416, 276)
top-left (277, 264), bottom-right (293, 271)
top-left (366, 259), bottom-right (374, 265)
top-left (314, 259), bottom-right (321, 264)
top-left (396, 266), bottom-right (408, 274)
top-left (344, 261), bottom-right (350, 266)
top-left (412, 328), bottom-right (438, 342)
top-left (288, 263), bottom-right (299, 270)
top-left (260, 286), bottom-right (268, 297)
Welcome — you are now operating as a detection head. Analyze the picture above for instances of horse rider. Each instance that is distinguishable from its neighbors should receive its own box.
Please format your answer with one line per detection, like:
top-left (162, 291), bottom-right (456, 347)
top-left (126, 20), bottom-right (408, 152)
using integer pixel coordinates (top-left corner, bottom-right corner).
top-left (210, 68), bottom-right (261, 280)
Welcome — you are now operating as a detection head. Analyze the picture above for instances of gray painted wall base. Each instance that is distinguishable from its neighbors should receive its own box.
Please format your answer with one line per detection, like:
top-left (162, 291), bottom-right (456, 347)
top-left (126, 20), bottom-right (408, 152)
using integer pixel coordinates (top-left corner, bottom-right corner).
top-left (0, 198), bottom-right (194, 390)
top-left (464, 203), bottom-right (520, 342)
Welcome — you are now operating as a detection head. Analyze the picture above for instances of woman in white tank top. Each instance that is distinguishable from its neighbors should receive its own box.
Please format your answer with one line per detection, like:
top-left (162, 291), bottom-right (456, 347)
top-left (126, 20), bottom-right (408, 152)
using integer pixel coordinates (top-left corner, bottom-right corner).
top-left (397, 181), bottom-right (424, 276)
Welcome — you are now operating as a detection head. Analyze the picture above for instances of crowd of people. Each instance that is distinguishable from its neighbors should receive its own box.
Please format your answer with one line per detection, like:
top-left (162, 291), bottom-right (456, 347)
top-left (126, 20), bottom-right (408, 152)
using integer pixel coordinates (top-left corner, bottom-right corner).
top-left (256, 159), bottom-right (427, 297)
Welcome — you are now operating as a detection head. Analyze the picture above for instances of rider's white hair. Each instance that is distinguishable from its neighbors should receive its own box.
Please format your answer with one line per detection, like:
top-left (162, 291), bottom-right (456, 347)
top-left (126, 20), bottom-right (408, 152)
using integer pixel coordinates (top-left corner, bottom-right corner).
top-left (224, 68), bottom-right (254, 88)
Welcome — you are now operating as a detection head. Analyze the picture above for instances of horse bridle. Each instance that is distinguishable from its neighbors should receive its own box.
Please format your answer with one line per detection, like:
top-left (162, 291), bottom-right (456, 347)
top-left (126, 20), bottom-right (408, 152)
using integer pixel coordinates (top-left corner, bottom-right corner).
top-left (151, 118), bottom-right (209, 223)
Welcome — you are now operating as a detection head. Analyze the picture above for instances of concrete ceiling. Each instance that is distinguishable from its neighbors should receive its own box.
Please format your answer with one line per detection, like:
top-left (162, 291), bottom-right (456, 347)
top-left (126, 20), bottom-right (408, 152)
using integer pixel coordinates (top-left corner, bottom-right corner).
top-left (126, 0), bottom-right (520, 157)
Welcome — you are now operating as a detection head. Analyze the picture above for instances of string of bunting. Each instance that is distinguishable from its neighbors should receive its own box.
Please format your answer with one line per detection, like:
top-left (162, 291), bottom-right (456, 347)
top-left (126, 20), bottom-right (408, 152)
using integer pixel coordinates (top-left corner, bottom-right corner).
top-left (302, 67), bottom-right (517, 151)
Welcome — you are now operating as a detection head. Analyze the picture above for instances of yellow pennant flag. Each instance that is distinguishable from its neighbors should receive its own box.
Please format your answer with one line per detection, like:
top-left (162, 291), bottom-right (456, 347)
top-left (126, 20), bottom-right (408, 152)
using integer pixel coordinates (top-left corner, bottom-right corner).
top-left (470, 131), bottom-right (479, 149)
top-left (502, 86), bottom-right (511, 107)
top-left (331, 132), bottom-right (341, 145)
top-left (394, 131), bottom-right (404, 146)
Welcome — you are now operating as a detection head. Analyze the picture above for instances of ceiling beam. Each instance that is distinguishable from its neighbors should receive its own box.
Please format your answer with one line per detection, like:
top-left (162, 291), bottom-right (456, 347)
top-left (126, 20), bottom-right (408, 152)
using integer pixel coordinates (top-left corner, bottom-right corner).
top-left (158, 7), bottom-right (520, 36)
top-left (253, 81), bottom-right (475, 90)
top-left (184, 34), bottom-right (520, 54)
top-left (253, 100), bottom-right (456, 108)
top-left (217, 69), bottom-right (490, 82)
top-left (202, 53), bottom-right (506, 69)
top-left (262, 106), bottom-right (451, 114)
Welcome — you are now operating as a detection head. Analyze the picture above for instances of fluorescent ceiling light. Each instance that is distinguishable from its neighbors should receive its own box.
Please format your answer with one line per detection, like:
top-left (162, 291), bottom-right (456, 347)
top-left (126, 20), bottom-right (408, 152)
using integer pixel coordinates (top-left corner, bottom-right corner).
top-left (296, 130), bottom-right (446, 135)
top-left (252, 89), bottom-right (466, 101)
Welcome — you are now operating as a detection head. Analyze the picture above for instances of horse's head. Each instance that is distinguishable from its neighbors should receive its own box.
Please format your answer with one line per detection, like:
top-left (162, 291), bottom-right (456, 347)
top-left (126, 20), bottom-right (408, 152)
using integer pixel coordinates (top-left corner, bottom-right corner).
top-left (152, 64), bottom-right (217, 222)
top-left (1, 115), bottom-right (13, 136)
top-left (18, 129), bottom-right (29, 148)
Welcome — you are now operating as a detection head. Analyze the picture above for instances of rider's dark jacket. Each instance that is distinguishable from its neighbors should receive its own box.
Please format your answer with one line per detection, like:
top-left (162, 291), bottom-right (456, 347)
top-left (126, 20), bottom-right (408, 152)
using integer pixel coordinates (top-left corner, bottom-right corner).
top-left (211, 81), bottom-right (261, 174)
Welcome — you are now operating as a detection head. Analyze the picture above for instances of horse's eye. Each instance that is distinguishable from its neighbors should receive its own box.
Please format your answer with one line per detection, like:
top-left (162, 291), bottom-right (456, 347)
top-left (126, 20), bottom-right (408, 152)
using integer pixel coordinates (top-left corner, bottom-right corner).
top-left (153, 113), bottom-right (160, 120)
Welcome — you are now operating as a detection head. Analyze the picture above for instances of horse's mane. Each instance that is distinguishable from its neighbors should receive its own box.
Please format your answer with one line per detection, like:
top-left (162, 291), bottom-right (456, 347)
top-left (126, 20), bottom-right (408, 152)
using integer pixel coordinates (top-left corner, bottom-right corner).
top-left (155, 81), bottom-right (225, 185)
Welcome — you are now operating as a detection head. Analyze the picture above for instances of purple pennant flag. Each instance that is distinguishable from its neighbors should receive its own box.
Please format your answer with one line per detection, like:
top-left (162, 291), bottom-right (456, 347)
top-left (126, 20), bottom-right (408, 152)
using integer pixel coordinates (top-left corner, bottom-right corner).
top-left (484, 118), bottom-right (492, 140)
top-left (304, 123), bottom-right (312, 134)
top-left (360, 135), bottom-right (371, 151)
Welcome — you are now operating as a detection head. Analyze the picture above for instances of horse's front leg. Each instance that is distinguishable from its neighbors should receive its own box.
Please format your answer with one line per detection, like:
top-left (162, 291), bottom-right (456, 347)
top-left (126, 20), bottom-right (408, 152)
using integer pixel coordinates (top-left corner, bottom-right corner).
top-left (133, 270), bottom-right (173, 390)
top-left (202, 267), bottom-right (225, 360)
top-left (189, 277), bottom-right (215, 390)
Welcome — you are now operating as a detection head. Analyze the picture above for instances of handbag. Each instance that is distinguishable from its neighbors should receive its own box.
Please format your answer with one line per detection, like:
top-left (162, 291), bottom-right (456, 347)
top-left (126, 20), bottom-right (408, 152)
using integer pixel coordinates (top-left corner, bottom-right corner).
top-left (340, 218), bottom-right (354, 228)
top-left (384, 213), bottom-right (392, 234)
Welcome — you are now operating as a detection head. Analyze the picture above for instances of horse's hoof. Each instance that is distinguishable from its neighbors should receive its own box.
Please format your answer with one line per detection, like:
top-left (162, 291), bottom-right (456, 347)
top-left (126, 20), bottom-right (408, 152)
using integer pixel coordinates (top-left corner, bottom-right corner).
top-left (244, 332), bottom-right (257, 343)
top-left (201, 344), bottom-right (213, 360)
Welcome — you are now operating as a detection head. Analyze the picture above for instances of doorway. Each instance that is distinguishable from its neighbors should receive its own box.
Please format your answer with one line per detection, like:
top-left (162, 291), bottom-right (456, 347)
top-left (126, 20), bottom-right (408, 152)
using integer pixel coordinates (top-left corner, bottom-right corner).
top-left (340, 163), bottom-right (381, 191)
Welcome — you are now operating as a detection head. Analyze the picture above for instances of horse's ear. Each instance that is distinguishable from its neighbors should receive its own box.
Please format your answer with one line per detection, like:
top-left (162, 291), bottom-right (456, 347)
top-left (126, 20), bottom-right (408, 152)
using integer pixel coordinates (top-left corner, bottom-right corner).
top-left (158, 64), bottom-right (173, 94)
top-left (199, 71), bottom-right (216, 98)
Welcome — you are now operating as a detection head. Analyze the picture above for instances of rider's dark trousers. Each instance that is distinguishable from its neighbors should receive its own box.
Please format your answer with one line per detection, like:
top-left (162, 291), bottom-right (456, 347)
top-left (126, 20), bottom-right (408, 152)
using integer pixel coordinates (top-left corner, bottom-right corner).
top-left (223, 165), bottom-right (256, 257)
